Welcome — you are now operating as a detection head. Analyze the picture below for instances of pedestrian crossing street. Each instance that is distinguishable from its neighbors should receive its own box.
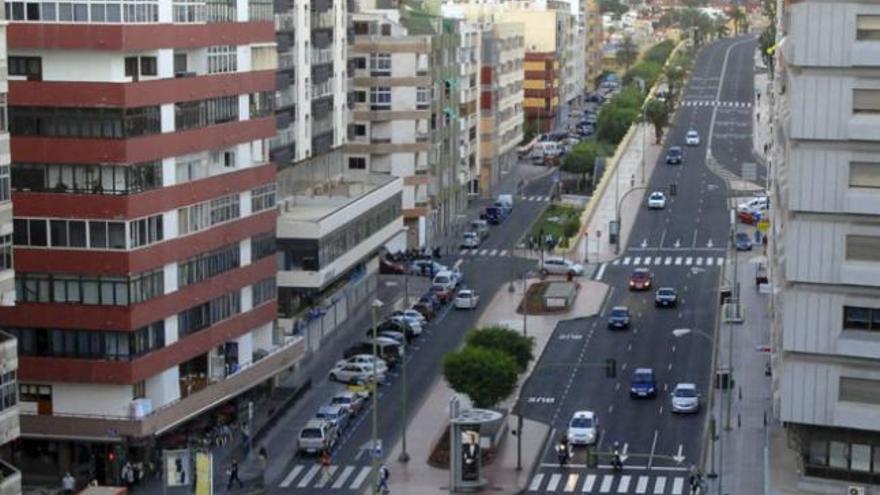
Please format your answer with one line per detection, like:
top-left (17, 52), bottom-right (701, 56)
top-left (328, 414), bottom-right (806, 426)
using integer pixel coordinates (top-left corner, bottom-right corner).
top-left (682, 99), bottom-right (752, 108)
top-left (612, 255), bottom-right (726, 267)
top-left (459, 248), bottom-right (511, 257)
top-left (529, 471), bottom-right (689, 494)
top-left (520, 195), bottom-right (551, 202)
top-left (278, 463), bottom-right (373, 491)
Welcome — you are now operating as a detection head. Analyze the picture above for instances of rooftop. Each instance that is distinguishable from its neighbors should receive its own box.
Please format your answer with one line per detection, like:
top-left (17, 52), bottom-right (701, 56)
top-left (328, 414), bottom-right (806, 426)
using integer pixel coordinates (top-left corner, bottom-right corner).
top-left (279, 173), bottom-right (398, 222)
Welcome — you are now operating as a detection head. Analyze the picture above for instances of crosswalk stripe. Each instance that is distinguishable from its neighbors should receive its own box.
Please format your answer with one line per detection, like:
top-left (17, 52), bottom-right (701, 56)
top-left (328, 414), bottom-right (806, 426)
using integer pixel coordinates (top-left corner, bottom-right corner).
top-left (685, 257), bottom-right (692, 265)
top-left (612, 259), bottom-right (620, 265)
top-left (490, 249), bottom-right (498, 256)
top-left (529, 473), bottom-right (544, 491)
top-left (633, 257), bottom-right (642, 265)
top-left (654, 257), bottom-right (662, 265)
top-left (695, 257), bottom-right (703, 266)
top-left (717, 257), bottom-right (725, 266)
top-left (479, 249), bottom-right (488, 255)
top-left (675, 257), bottom-right (683, 265)
top-left (547, 473), bottom-right (562, 491)
top-left (599, 474), bottom-right (614, 493)
top-left (705, 257), bottom-right (714, 266)
top-left (500, 250), bottom-right (508, 256)
top-left (350, 467), bottom-right (371, 490)
top-left (529, 196), bottom-right (538, 201)
top-left (564, 473), bottom-right (579, 492)
top-left (636, 475), bottom-right (649, 494)
top-left (280, 465), bottom-right (304, 488)
top-left (664, 257), bottom-right (672, 266)
top-left (582, 474), bottom-right (597, 492)
top-left (460, 249), bottom-right (468, 255)
top-left (297, 465), bottom-right (321, 488)
top-left (653, 476), bottom-right (667, 494)
top-left (623, 257), bottom-right (631, 265)
top-left (672, 477), bottom-right (684, 494)
top-left (332, 466), bottom-right (355, 489)
top-left (314, 465), bottom-right (338, 489)
top-left (617, 475), bottom-right (632, 493)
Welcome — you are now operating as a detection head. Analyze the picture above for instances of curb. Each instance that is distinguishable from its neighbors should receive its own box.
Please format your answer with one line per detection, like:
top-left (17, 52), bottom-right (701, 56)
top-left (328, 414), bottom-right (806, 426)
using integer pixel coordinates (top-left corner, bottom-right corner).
top-left (516, 426), bottom-right (555, 495)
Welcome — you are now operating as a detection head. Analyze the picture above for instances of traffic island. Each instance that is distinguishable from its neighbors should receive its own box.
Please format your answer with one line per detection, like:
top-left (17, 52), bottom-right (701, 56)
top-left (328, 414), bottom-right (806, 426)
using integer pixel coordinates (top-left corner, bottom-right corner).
top-left (518, 281), bottom-right (579, 314)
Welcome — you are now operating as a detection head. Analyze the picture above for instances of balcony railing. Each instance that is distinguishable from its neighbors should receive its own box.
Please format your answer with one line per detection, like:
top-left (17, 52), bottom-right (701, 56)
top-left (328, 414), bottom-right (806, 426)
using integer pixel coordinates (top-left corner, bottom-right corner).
top-left (269, 126), bottom-right (296, 150)
top-left (311, 78), bottom-right (334, 99)
top-left (312, 116), bottom-right (334, 136)
top-left (278, 52), bottom-right (296, 70)
top-left (311, 10), bottom-right (334, 30)
top-left (276, 12), bottom-right (295, 30)
top-left (311, 48), bottom-right (334, 66)
top-left (276, 86), bottom-right (296, 109)
top-left (0, 459), bottom-right (21, 495)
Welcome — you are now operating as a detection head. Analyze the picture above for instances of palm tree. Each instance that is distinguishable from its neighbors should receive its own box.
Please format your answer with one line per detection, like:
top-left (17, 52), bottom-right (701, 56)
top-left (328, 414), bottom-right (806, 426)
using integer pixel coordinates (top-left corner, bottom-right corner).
top-left (730, 8), bottom-right (748, 35)
top-left (714, 17), bottom-right (730, 38)
top-left (616, 35), bottom-right (639, 73)
top-left (644, 99), bottom-right (670, 144)
top-left (663, 64), bottom-right (686, 110)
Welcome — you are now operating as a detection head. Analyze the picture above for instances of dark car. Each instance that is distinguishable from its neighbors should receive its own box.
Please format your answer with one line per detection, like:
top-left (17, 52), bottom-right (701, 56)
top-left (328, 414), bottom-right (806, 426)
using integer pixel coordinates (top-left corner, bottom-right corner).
top-left (586, 93), bottom-right (605, 104)
top-left (629, 268), bottom-right (653, 291)
top-left (734, 232), bottom-right (753, 251)
top-left (411, 301), bottom-right (436, 320)
top-left (419, 292), bottom-right (442, 310)
top-left (582, 113), bottom-right (598, 125)
top-left (654, 287), bottom-right (678, 307)
top-left (630, 368), bottom-right (657, 399)
top-left (484, 206), bottom-right (505, 225)
top-left (665, 146), bottom-right (683, 165)
top-left (607, 306), bottom-right (631, 329)
top-left (374, 319), bottom-right (416, 342)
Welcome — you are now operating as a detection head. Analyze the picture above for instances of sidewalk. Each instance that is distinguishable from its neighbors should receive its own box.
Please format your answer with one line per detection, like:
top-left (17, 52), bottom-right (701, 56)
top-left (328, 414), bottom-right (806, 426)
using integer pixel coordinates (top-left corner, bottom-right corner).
top-left (385, 277), bottom-right (609, 494)
top-left (752, 50), bottom-right (773, 165)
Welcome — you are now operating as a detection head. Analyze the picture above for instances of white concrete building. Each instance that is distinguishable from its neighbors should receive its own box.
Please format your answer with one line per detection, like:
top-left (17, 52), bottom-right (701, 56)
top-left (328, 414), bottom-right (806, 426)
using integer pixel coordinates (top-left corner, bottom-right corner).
top-left (770, 0), bottom-right (880, 489)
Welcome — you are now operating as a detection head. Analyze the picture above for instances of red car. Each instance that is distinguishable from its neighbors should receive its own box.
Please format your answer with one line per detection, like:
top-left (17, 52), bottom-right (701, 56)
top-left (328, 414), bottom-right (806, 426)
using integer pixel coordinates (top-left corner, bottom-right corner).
top-left (629, 268), bottom-right (653, 291)
top-left (429, 285), bottom-right (454, 303)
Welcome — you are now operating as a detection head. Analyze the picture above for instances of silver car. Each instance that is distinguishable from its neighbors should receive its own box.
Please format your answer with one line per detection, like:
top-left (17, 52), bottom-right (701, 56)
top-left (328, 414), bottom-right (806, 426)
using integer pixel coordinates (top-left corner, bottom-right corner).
top-left (671, 383), bottom-right (700, 413)
top-left (539, 257), bottom-right (584, 276)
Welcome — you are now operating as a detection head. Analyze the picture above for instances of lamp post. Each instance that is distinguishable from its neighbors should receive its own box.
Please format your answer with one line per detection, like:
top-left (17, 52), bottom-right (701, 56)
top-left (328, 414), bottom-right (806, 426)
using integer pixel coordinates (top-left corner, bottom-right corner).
top-left (370, 299), bottom-right (384, 494)
top-left (640, 106), bottom-right (647, 185)
top-left (726, 208), bottom-right (738, 432)
top-left (613, 186), bottom-right (649, 254)
top-left (515, 271), bottom-right (529, 471)
top-left (398, 307), bottom-right (410, 463)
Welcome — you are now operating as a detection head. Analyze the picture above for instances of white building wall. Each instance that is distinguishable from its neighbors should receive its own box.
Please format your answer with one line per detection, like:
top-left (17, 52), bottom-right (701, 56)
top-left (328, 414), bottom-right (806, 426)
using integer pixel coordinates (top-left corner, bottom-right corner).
top-left (236, 331), bottom-right (254, 367)
top-left (52, 383), bottom-right (133, 418)
top-left (146, 366), bottom-right (180, 410)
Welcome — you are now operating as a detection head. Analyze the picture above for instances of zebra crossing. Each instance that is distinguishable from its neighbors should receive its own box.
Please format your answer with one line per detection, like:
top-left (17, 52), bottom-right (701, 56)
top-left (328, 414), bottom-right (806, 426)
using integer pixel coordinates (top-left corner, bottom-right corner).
top-left (520, 195), bottom-right (551, 202)
top-left (459, 248), bottom-right (511, 257)
top-left (278, 463), bottom-right (372, 491)
top-left (682, 100), bottom-right (752, 108)
top-left (528, 471), bottom-right (689, 494)
top-left (612, 255), bottom-right (725, 267)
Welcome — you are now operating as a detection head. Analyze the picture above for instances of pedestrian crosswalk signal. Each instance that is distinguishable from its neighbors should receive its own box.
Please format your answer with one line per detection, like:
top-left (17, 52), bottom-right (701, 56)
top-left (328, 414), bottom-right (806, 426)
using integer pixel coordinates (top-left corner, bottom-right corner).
top-left (605, 358), bottom-right (616, 378)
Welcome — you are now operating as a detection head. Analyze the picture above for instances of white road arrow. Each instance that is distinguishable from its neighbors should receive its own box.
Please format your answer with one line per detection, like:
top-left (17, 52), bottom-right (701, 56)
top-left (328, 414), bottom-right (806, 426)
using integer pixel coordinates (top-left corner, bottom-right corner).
top-left (674, 239), bottom-right (681, 248)
top-left (673, 444), bottom-right (686, 464)
top-left (641, 239), bottom-right (648, 248)
top-left (620, 442), bottom-right (630, 463)
top-left (707, 184), bottom-right (719, 191)
top-left (706, 238), bottom-right (714, 248)
top-left (690, 267), bottom-right (706, 275)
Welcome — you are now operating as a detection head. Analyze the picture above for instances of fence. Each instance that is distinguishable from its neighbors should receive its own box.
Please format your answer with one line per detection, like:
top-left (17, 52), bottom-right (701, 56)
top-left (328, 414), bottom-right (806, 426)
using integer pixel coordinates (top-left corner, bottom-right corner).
top-left (294, 272), bottom-right (378, 354)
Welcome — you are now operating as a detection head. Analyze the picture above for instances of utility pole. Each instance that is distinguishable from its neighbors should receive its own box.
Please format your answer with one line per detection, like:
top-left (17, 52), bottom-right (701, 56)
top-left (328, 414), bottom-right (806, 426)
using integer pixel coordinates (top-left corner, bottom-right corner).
top-left (370, 299), bottom-right (383, 494)
top-left (399, 307), bottom-right (410, 463)
top-left (726, 209), bottom-right (738, 431)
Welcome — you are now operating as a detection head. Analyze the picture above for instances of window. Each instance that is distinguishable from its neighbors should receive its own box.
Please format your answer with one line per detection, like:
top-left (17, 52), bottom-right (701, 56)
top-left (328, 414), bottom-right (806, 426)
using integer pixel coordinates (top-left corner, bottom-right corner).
top-left (140, 56), bottom-right (157, 76)
top-left (843, 306), bottom-right (880, 331)
top-left (354, 91), bottom-right (367, 103)
top-left (129, 215), bottom-right (164, 249)
top-left (829, 441), bottom-right (849, 469)
top-left (417, 87), bottom-right (430, 109)
top-left (251, 233), bottom-right (276, 261)
top-left (0, 370), bottom-right (16, 412)
top-left (369, 87), bottom-right (391, 110)
top-left (10, 105), bottom-right (160, 138)
top-left (353, 124), bottom-right (366, 136)
top-left (9, 56), bottom-right (42, 81)
top-left (369, 53), bottom-right (391, 75)
top-left (348, 157), bottom-right (366, 170)
top-left (0, 165), bottom-right (10, 202)
top-left (124, 57), bottom-right (139, 79)
top-left (857, 15), bottom-right (880, 41)
top-left (178, 193), bottom-right (240, 235)
top-left (381, 23), bottom-right (391, 36)
top-left (853, 89), bottom-right (880, 115)
top-left (175, 96), bottom-right (239, 131)
top-left (846, 235), bottom-right (880, 262)
top-left (133, 381), bottom-right (146, 400)
top-left (0, 235), bottom-right (12, 270)
top-left (207, 45), bottom-right (238, 74)
top-left (840, 377), bottom-right (880, 405)
top-left (252, 277), bottom-right (276, 306)
top-left (353, 57), bottom-right (366, 69)
top-left (178, 290), bottom-right (241, 337)
top-left (850, 161), bottom-right (880, 189)
top-left (12, 162), bottom-right (162, 195)
top-left (15, 270), bottom-right (163, 305)
top-left (251, 183), bottom-right (276, 213)
top-left (7, 321), bottom-right (164, 360)
top-left (175, 152), bottom-right (209, 183)
top-left (178, 242), bottom-right (240, 287)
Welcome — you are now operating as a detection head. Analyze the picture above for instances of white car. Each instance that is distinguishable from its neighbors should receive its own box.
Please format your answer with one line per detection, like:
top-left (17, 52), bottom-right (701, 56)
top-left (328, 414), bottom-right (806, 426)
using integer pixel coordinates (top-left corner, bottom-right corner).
top-left (566, 410), bottom-right (598, 446)
top-left (389, 315), bottom-right (423, 335)
top-left (461, 232), bottom-right (480, 249)
top-left (671, 383), bottom-right (700, 413)
top-left (392, 309), bottom-right (426, 325)
top-left (737, 196), bottom-right (769, 213)
top-left (686, 130), bottom-right (700, 146)
top-left (432, 269), bottom-right (462, 291)
top-left (647, 192), bottom-right (667, 209)
top-left (454, 289), bottom-right (480, 309)
top-left (335, 354), bottom-right (388, 375)
top-left (329, 362), bottom-right (386, 385)
top-left (540, 257), bottom-right (584, 276)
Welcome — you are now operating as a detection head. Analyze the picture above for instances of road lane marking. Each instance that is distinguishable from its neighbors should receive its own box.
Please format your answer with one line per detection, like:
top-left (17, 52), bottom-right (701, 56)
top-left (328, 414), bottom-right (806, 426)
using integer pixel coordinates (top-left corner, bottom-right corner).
top-left (654, 256), bottom-right (662, 265)
top-left (528, 473), bottom-right (544, 491)
top-left (596, 263), bottom-right (608, 281)
top-left (547, 473), bottom-right (561, 491)
top-left (623, 257), bottom-right (631, 265)
top-left (564, 473), bottom-right (579, 492)
top-left (332, 466), bottom-right (355, 489)
top-left (350, 467), bottom-right (371, 490)
top-left (490, 249), bottom-right (498, 256)
top-left (314, 465), bottom-right (337, 488)
top-left (717, 257), bottom-right (725, 266)
top-left (675, 257), bottom-right (683, 265)
top-left (280, 465), bottom-right (303, 488)
top-left (705, 257), bottom-right (714, 266)
top-left (500, 250), bottom-right (508, 256)
top-left (459, 249), bottom-right (468, 255)
top-left (636, 475), bottom-right (649, 493)
top-left (633, 257), bottom-right (642, 265)
top-left (672, 477), bottom-right (684, 494)
top-left (685, 257), bottom-right (693, 265)
top-left (696, 257), bottom-right (703, 265)
top-left (653, 476), bottom-right (667, 494)
top-left (665, 257), bottom-right (672, 265)
top-left (612, 259), bottom-right (620, 265)
top-left (582, 474), bottom-right (597, 492)
top-left (479, 249), bottom-right (488, 255)
top-left (599, 475), bottom-right (614, 493)
top-left (648, 430), bottom-right (659, 468)
top-left (297, 465), bottom-right (320, 488)
top-left (617, 475), bottom-right (631, 493)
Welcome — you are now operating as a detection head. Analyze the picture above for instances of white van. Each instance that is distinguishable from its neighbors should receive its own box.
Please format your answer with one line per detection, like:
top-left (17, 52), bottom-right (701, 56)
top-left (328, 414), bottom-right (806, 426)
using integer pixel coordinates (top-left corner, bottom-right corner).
top-left (530, 141), bottom-right (561, 161)
top-left (496, 194), bottom-right (514, 210)
top-left (432, 269), bottom-right (462, 291)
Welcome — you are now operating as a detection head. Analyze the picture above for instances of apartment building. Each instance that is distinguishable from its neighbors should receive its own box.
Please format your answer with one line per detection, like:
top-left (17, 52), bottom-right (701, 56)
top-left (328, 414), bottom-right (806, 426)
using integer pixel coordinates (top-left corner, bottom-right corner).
top-left (584, 0), bottom-right (602, 90)
top-left (548, 0), bottom-right (584, 107)
top-left (2, 0), bottom-right (300, 482)
top-left (349, 6), bottom-right (463, 248)
top-left (0, 332), bottom-right (20, 495)
top-left (769, 1), bottom-right (880, 489)
top-left (0, 8), bottom-right (10, 309)
top-left (456, 20), bottom-right (481, 197)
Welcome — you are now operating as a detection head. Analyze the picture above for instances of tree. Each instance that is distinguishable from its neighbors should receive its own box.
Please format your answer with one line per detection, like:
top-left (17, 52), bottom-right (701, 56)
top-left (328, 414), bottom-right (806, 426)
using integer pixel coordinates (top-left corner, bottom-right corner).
top-left (713, 17), bottom-right (730, 39)
top-left (443, 346), bottom-right (519, 408)
top-left (562, 140), bottom-right (607, 190)
top-left (663, 63), bottom-right (686, 106)
top-left (616, 36), bottom-right (639, 73)
top-left (644, 99), bottom-right (670, 144)
top-left (730, 8), bottom-right (748, 35)
top-left (599, 0), bottom-right (628, 17)
top-left (466, 326), bottom-right (535, 373)
top-left (597, 104), bottom-right (639, 145)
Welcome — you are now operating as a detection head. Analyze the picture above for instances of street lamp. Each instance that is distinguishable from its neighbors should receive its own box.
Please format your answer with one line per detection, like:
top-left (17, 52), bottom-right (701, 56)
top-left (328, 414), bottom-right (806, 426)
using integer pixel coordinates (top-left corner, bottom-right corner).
top-left (613, 186), bottom-right (648, 254)
top-left (370, 299), bottom-right (384, 494)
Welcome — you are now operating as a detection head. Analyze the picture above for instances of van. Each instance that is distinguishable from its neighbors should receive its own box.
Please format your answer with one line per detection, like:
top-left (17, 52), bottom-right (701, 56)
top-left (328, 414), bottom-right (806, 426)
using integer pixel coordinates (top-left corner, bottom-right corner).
top-left (496, 194), bottom-right (514, 210)
top-left (530, 141), bottom-right (561, 161)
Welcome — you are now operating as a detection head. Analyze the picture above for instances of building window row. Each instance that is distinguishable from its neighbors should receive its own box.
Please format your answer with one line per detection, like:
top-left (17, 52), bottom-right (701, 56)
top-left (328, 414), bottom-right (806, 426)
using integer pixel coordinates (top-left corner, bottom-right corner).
top-left (178, 289), bottom-right (241, 337)
top-left (846, 235), bottom-right (880, 263)
top-left (5, 321), bottom-right (165, 361)
top-left (5, 0), bottom-right (159, 23)
top-left (250, 232), bottom-right (276, 261)
top-left (0, 370), bottom-right (16, 412)
top-left (12, 161), bottom-right (162, 195)
top-left (178, 242), bottom-right (240, 287)
top-left (252, 276), bottom-right (275, 306)
top-left (250, 183), bottom-right (276, 213)
top-left (369, 87), bottom-right (391, 110)
top-left (15, 268), bottom-right (164, 306)
top-left (0, 235), bottom-right (12, 271)
top-left (10, 105), bottom-right (161, 139)
top-left (14, 215), bottom-right (163, 250)
top-left (207, 45), bottom-right (238, 74)
top-left (175, 95), bottom-right (239, 132)
top-left (249, 91), bottom-right (276, 119)
top-left (807, 436), bottom-right (880, 480)
top-left (843, 305), bottom-right (880, 332)
top-left (177, 193), bottom-right (241, 236)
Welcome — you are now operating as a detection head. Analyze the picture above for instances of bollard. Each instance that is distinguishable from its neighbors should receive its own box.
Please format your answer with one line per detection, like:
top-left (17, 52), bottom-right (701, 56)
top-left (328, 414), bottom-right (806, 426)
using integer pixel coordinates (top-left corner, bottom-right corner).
top-left (738, 387), bottom-right (742, 401)
top-left (737, 414), bottom-right (741, 428)
top-left (763, 411), bottom-right (767, 427)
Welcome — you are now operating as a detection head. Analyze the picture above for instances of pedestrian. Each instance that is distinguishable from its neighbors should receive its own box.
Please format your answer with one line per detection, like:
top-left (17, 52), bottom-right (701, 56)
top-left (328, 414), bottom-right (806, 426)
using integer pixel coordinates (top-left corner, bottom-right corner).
top-left (320, 449), bottom-right (332, 483)
top-left (258, 447), bottom-right (268, 488)
top-left (227, 459), bottom-right (243, 490)
top-left (241, 422), bottom-right (250, 450)
top-left (122, 462), bottom-right (135, 491)
top-left (62, 472), bottom-right (76, 495)
top-left (377, 463), bottom-right (390, 493)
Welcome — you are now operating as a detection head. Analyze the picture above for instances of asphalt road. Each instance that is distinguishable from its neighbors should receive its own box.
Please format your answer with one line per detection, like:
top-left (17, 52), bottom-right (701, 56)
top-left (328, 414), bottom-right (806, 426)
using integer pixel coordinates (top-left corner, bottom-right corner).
top-left (522, 37), bottom-right (758, 494)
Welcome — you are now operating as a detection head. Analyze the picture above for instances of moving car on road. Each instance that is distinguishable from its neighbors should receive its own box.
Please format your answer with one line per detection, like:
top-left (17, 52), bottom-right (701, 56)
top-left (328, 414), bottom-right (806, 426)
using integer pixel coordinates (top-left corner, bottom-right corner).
top-left (647, 191), bottom-right (667, 209)
top-left (567, 410), bottom-right (599, 446)
top-left (470, 219), bottom-right (490, 239)
top-left (654, 287), bottom-right (679, 307)
top-left (734, 232), bottom-right (753, 251)
top-left (630, 368), bottom-right (657, 399)
top-left (297, 419), bottom-right (337, 455)
top-left (607, 306), bottom-right (631, 329)
top-left (671, 383), bottom-right (701, 413)
top-left (686, 130), bottom-right (701, 146)
top-left (666, 146), bottom-right (683, 164)
top-left (540, 257), bottom-right (584, 276)
top-left (629, 268), bottom-right (653, 291)
top-left (454, 289), bottom-right (480, 309)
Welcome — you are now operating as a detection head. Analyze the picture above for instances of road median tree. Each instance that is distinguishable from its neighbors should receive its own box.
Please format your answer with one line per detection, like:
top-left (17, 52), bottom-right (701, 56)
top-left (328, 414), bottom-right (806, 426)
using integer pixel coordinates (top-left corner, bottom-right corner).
top-left (443, 346), bottom-right (519, 408)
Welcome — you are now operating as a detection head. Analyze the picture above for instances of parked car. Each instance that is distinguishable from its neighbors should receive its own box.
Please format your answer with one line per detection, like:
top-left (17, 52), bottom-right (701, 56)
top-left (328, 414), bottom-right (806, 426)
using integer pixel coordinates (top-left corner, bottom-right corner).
top-left (419, 292), bottom-right (443, 310)
top-left (410, 301), bottom-right (436, 321)
top-left (566, 410), bottom-right (598, 446)
top-left (607, 306), bottom-right (631, 329)
top-left (686, 130), bottom-right (701, 146)
top-left (647, 191), bottom-right (667, 209)
top-left (540, 257), bottom-right (584, 276)
top-left (470, 220), bottom-right (490, 239)
top-left (484, 206), bottom-right (506, 225)
top-left (297, 419), bottom-right (337, 455)
top-left (666, 146), bottom-right (683, 165)
top-left (409, 260), bottom-right (448, 277)
top-left (432, 269), bottom-right (462, 291)
top-left (388, 315), bottom-right (423, 336)
top-left (734, 232), bottom-right (753, 251)
top-left (585, 93), bottom-right (605, 104)
top-left (496, 194), bottom-right (515, 211)
top-left (343, 341), bottom-right (401, 368)
top-left (376, 319), bottom-right (417, 342)
top-left (737, 196), bottom-right (769, 213)
top-left (654, 287), bottom-right (678, 307)
top-left (379, 258), bottom-right (407, 274)
top-left (330, 390), bottom-right (367, 416)
top-left (369, 329), bottom-right (406, 346)
top-left (671, 383), bottom-right (700, 413)
top-left (454, 289), bottom-right (480, 310)
top-left (461, 231), bottom-right (480, 249)
top-left (335, 354), bottom-right (388, 375)
top-left (391, 309), bottom-right (426, 325)
top-left (530, 141), bottom-right (562, 162)
top-left (630, 368), bottom-right (657, 399)
top-left (315, 404), bottom-right (350, 431)
top-left (429, 285), bottom-right (455, 304)
top-left (329, 361), bottom-right (385, 385)
top-left (629, 268), bottom-right (653, 291)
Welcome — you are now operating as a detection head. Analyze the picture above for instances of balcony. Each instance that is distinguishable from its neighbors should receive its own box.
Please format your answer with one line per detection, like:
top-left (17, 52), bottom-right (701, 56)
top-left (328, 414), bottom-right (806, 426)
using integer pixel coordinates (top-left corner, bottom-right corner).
top-left (275, 12), bottom-right (295, 31)
top-left (312, 78), bottom-right (335, 100)
top-left (276, 85), bottom-right (296, 109)
top-left (269, 126), bottom-right (295, 151)
top-left (0, 459), bottom-right (21, 495)
top-left (311, 10), bottom-right (334, 30)
top-left (311, 48), bottom-right (334, 66)
top-left (19, 336), bottom-right (305, 440)
top-left (278, 52), bottom-right (297, 71)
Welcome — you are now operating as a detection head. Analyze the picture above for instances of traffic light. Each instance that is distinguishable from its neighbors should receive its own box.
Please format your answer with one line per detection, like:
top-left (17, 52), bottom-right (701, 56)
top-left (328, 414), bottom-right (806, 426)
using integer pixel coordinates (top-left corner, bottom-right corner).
top-left (108, 451), bottom-right (116, 463)
top-left (605, 358), bottom-right (616, 378)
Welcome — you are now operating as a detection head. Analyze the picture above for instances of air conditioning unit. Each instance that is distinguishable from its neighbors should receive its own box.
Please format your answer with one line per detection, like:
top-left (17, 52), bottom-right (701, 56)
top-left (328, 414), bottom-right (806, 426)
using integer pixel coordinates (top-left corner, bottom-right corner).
top-left (848, 486), bottom-right (866, 495)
